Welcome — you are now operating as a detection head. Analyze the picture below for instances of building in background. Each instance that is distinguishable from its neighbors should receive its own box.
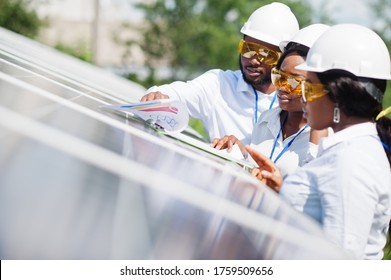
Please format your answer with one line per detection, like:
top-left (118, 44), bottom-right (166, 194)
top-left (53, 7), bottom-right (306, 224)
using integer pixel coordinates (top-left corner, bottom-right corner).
top-left (35, 0), bottom-right (146, 68)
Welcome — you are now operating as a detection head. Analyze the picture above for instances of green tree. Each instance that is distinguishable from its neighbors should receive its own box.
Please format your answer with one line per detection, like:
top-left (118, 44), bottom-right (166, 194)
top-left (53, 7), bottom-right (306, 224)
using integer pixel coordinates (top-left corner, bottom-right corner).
top-left (369, 0), bottom-right (391, 110)
top-left (0, 0), bottom-right (45, 39)
top-left (54, 41), bottom-right (93, 63)
top-left (122, 0), bottom-right (313, 85)
top-left (369, 0), bottom-right (391, 48)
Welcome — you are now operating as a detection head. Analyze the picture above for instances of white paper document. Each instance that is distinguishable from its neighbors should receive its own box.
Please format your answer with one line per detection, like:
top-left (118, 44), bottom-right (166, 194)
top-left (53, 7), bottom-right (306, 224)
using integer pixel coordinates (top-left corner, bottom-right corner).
top-left (101, 99), bottom-right (189, 132)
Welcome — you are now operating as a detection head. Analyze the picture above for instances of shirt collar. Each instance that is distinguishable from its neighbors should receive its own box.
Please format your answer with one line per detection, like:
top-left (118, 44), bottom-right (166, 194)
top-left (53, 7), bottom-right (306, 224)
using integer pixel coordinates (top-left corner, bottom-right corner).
top-left (261, 107), bottom-right (282, 122)
top-left (258, 107), bottom-right (283, 136)
top-left (319, 122), bottom-right (378, 155)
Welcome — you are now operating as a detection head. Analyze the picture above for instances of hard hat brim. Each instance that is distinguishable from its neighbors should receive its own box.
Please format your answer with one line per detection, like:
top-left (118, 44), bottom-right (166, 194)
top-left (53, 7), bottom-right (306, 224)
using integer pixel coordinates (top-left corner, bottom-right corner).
top-left (295, 62), bottom-right (391, 80)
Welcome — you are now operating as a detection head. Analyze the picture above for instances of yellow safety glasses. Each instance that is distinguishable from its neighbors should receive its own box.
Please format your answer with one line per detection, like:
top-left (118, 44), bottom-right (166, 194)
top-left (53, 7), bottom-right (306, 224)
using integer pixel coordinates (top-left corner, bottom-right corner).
top-left (238, 39), bottom-right (281, 66)
top-left (301, 81), bottom-right (329, 102)
top-left (271, 67), bottom-right (304, 95)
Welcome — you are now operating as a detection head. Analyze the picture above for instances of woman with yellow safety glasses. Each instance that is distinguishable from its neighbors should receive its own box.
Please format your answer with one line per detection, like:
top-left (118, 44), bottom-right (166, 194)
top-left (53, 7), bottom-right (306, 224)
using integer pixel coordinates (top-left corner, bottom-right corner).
top-left (212, 24), bottom-right (329, 178)
top-left (246, 24), bottom-right (391, 260)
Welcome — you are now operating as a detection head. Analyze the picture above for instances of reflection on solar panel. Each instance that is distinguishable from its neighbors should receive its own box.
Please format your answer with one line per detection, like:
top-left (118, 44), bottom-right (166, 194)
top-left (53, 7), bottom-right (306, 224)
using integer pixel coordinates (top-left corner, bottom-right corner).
top-left (0, 27), bottom-right (350, 259)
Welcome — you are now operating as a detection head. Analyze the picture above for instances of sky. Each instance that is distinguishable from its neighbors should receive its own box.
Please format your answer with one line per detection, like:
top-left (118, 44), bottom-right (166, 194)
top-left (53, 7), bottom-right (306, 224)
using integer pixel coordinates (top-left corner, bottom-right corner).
top-left (310, 0), bottom-right (372, 27)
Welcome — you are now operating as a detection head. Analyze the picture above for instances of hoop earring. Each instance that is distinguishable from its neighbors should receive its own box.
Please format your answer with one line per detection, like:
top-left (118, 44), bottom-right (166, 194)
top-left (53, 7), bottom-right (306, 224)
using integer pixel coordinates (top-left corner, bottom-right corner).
top-left (333, 106), bottom-right (340, 123)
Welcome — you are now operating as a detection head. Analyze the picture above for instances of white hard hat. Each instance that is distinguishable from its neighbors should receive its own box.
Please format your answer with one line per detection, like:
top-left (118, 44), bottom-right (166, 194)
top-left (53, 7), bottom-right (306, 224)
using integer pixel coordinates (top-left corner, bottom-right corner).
top-left (279, 23), bottom-right (330, 52)
top-left (240, 2), bottom-right (299, 46)
top-left (296, 24), bottom-right (391, 80)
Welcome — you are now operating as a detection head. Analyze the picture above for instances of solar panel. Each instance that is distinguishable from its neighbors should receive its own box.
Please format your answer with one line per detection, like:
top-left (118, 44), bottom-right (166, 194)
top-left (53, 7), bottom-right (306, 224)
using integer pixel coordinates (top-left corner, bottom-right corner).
top-left (0, 27), bottom-right (350, 259)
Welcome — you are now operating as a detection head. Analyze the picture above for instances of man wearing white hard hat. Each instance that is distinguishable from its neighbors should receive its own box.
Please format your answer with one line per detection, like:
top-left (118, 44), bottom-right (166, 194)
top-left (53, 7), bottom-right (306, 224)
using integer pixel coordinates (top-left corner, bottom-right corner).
top-left (141, 2), bottom-right (299, 145)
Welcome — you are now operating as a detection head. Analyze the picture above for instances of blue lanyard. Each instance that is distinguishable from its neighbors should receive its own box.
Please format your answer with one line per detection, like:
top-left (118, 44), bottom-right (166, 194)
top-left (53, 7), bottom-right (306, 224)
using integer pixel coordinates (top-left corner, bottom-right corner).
top-left (253, 88), bottom-right (277, 125)
top-left (269, 113), bottom-right (309, 163)
top-left (370, 135), bottom-right (391, 152)
top-left (269, 92), bottom-right (277, 109)
top-left (254, 89), bottom-right (259, 124)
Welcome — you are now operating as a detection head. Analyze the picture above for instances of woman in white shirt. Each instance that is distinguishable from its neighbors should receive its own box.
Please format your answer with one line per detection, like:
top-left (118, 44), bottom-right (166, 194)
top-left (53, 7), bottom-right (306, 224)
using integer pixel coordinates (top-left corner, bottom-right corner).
top-left (246, 24), bottom-right (391, 259)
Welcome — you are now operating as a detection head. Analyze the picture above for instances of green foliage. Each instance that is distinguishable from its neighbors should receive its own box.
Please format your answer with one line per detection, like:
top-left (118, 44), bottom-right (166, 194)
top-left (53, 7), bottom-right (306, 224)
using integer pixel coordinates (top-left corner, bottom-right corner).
top-left (188, 118), bottom-right (209, 141)
top-left (0, 0), bottom-right (92, 64)
top-left (124, 0), bottom-right (313, 83)
top-left (369, 0), bottom-right (391, 47)
top-left (124, 71), bottom-right (173, 89)
top-left (383, 81), bottom-right (391, 109)
top-left (0, 0), bottom-right (45, 39)
top-left (384, 250), bottom-right (391, 259)
top-left (369, 0), bottom-right (391, 112)
top-left (54, 42), bottom-right (93, 63)
top-left (383, 232), bottom-right (391, 260)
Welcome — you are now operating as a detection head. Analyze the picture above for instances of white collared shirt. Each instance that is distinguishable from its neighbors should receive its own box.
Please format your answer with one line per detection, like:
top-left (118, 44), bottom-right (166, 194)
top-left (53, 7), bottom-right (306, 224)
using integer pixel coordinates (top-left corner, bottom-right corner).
top-left (147, 69), bottom-right (277, 144)
top-left (280, 122), bottom-right (391, 259)
top-left (249, 107), bottom-right (316, 178)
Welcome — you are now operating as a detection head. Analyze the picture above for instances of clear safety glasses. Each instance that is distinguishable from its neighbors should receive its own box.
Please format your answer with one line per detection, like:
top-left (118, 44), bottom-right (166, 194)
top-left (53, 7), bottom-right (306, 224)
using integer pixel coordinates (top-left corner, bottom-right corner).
top-left (271, 67), bottom-right (303, 95)
top-left (238, 39), bottom-right (281, 66)
top-left (301, 81), bottom-right (329, 102)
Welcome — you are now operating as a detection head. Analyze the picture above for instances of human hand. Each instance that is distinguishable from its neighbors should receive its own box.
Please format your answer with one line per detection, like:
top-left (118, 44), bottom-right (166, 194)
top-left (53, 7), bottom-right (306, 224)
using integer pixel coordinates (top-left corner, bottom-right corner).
top-left (210, 135), bottom-right (247, 156)
top-left (245, 145), bottom-right (283, 192)
top-left (140, 91), bottom-right (170, 102)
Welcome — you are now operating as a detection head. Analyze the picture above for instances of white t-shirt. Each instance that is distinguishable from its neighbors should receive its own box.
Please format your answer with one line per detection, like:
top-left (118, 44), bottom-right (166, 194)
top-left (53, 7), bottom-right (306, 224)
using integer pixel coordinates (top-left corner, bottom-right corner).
top-left (249, 107), bottom-right (317, 178)
top-left (280, 122), bottom-right (391, 259)
top-left (147, 69), bottom-right (277, 144)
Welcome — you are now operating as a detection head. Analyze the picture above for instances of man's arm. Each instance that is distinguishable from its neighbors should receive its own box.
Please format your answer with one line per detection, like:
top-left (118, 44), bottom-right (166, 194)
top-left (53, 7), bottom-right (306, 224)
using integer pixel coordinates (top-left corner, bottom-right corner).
top-left (140, 91), bottom-right (170, 102)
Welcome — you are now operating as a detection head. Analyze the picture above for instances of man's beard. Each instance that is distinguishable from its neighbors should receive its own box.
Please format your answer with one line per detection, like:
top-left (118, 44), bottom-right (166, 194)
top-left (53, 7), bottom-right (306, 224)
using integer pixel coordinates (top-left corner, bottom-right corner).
top-left (239, 58), bottom-right (272, 87)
